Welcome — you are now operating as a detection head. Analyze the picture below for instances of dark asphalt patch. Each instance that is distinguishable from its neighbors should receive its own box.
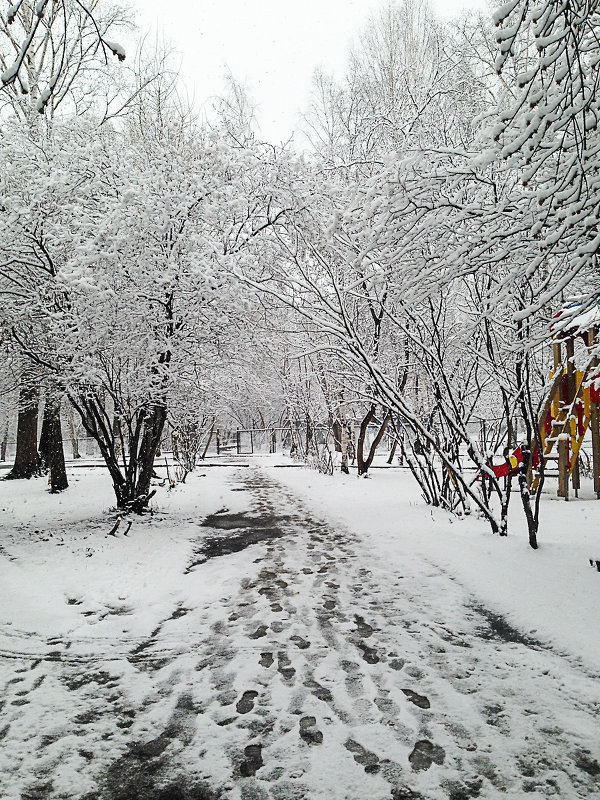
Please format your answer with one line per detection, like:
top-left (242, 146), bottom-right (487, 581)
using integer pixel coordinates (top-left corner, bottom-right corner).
top-left (185, 511), bottom-right (296, 569)
top-left (471, 604), bottom-right (541, 647)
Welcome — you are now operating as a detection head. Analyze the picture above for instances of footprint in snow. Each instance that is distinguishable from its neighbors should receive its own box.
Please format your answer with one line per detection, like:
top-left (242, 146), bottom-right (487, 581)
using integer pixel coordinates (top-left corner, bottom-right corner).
top-left (408, 740), bottom-right (445, 772)
top-left (290, 635), bottom-right (310, 650)
top-left (304, 677), bottom-right (332, 703)
top-left (344, 739), bottom-right (380, 773)
top-left (236, 691), bottom-right (259, 714)
top-left (277, 651), bottom-right (295, 681)
top-left (402, 689), bottom-right (430, 709)
top-left (259, 652), bottom-right (274, 668)
top-left (357, 641), bottom-right (380, 664)
top-left (168, 606), bottom-right (189, 620)
top-left (249, 625), bottom-right (268, 639)
top-left (240, 743), bottom-right (263, 777)
top-left (299, 716), bottom-right (323, 746)
top-left (354, 614), bottom-right (375, 637)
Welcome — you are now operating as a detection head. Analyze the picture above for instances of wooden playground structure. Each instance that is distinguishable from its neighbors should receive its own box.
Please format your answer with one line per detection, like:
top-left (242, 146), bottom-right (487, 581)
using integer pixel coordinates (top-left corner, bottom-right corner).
top-left (527, 303), bottom-right (600, 499)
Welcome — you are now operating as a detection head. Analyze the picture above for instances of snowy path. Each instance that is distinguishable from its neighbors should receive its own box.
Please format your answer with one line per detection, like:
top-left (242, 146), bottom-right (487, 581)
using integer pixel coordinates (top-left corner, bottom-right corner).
top-left (0, 466), bottom-right (599, 800)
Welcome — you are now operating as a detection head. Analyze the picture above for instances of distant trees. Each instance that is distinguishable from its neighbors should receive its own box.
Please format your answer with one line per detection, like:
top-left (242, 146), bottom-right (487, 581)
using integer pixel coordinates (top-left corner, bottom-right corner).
top-left (237, 0), bottom-right (600, 547)
top-left (304, 0), bottom-right (486, 168)
top-left (0, 80), bottom-right (290, 510)
top-left (0, 0), bottom-right (131, 490)
top-left (1, 0), bottom-right (599, 543)
top-left (0, 118), bottom-right (74, 486)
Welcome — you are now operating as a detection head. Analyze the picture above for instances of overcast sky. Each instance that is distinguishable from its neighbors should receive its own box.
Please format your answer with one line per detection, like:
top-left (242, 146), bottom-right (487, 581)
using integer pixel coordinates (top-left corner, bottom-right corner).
top-left (127, 0), bottom-right (489, 143)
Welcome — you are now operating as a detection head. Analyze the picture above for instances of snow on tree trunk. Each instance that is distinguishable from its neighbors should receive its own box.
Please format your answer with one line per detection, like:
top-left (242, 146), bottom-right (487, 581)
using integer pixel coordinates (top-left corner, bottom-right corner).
top-left (67, 406), bottom-right (80, 459)
top-left (340, 420), bottom-right (350, 474)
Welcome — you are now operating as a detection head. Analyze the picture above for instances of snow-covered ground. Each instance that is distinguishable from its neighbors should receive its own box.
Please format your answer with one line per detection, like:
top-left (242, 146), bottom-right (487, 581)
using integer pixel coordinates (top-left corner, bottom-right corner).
top-left (0, 458), bottom-right (599, 800)
top-left (268, 456), bottom-right (600, 673)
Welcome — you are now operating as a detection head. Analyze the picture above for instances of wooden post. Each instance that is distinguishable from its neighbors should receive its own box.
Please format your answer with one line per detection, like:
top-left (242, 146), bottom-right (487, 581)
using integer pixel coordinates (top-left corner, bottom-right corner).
top-left (558, 437), bottom-right (569, 499)
top-left (571, 445), bottom-right (581, 495)
top-left (591, 402), bottom-right (600, 498)
top-left (588, 328), bottom-right (600, 498)
top-left (566, 337), bottom-right (579, 496)
top-left (553, 342), bottom-right (562, 371)
top-left (553, 341), bottom-right (567, 498)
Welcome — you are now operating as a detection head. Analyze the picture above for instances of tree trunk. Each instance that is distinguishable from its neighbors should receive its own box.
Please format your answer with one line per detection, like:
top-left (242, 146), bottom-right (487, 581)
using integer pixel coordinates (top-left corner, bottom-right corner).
top-left (357, 406), bottom-right (390, 476)
top-left (340, 421), bottom-right (350, 474)
top-left (357, 405), bottom-right (376, 475)
top-left (518, 471), bottom-right (538, 549)
top-left (69, 387), bottom-right (168, 514)
top-left (498, 445), bottom-right (513, 537)
top-left (112, 411), bottom-right (122, 460)
top-left (387, 436), bottom-right (398, 464)
top-left (68, 389), bottom-right (128, 505)
top-left (5, 384), bottom-right (40, 479)
top-left (332, 420), bottom-right (342, 452)
top-left (0, 412), bottom-right (10, 462)
top-left (67, 406), bottom-right (80, 459)
top-left (46, 397), bottom-right (68, 493)
top-left (38, 393), bottom-right (52, 470)
top-left (130, 404), bottom-right (167, 513)
top-left (201, 425), bottom-right (215, 459)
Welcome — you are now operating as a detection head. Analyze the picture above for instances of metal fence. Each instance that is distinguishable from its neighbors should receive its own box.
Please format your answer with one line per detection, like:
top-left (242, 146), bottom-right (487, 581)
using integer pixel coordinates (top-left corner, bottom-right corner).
top-left (208, 424), bottom-right (399, 457)
top-left (1, 419), bottom-right (506, 465)
top-left (0, 437), bottom-right (103, 462)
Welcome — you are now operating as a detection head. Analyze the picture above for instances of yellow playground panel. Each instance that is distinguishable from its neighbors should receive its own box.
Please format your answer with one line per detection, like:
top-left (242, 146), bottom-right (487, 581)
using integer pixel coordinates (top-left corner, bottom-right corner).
top-left (528, 311), bottom-right (600, 500)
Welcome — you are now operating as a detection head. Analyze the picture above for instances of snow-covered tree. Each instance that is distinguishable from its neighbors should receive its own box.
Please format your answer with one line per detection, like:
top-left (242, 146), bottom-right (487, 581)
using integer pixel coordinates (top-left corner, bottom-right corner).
top-left (0, 0), bottom-right (128, 117)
